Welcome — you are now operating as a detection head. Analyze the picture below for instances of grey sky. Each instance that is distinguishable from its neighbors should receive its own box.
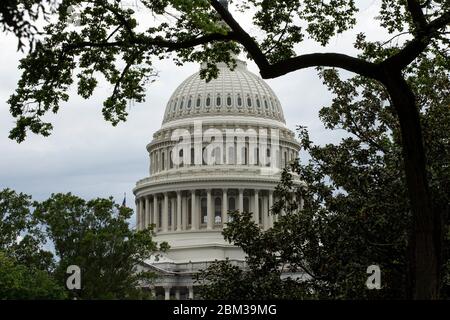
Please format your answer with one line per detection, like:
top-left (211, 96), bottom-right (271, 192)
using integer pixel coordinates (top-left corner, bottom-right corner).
top-left (0, 1), bottom-right (387, 221)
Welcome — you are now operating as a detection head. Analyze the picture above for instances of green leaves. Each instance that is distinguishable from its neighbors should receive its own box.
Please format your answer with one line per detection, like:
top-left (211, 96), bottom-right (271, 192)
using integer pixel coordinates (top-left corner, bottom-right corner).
top-left (0, 251), bottom-right (67, 300)
top-left (4, 0), bottom-right (448, 142)
top-left (0, 189), bottom-right (166, 299)
top-left (34, 192), bottom-right (167, 299)
top-left (197, 51), bottom-right (449, 299)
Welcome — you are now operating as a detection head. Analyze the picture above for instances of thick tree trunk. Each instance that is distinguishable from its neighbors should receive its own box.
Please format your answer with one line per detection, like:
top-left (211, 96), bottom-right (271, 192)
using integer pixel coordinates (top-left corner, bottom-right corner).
top-left (383, 71), bottom-right (440, 299)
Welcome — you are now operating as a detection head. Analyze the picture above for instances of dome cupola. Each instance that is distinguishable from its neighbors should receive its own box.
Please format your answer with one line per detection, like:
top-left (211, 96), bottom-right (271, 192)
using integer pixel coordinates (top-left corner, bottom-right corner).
top-left (162, 60), bottom-right (285, 125)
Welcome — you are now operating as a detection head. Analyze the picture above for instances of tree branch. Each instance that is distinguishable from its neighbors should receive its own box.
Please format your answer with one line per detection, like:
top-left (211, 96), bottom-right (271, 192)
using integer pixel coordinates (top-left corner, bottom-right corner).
top-left (382, 10), bottom-right (450, 70)
top-left (210, 0), bottom-right (270, 70)
top-left (209, 1), bottom-right (382, 81)
top-left (261, 53), bottom-right (382, 81)
top-left (406, 0), bottom-right (428, 32)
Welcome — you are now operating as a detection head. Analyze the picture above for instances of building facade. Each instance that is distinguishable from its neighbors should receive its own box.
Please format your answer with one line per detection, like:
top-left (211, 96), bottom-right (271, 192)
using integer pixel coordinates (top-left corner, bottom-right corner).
top-left (133, 59), bottom-right (301, 299)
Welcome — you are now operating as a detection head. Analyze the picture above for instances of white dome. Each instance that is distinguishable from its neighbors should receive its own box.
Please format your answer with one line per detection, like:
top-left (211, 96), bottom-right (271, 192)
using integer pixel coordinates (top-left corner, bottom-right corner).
top-left (162, 60), bottom-right (286, 124)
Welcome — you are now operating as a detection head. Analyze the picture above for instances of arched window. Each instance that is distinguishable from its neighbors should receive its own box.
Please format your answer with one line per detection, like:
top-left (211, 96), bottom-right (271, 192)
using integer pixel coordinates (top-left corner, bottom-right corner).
top-left (206, 95), bottom-right (211, 107)
top-left (228, 197), bottom-right (236, 211)
top-left (202, 147), bottom-right (206, 165)
top-left (169, 151), bottom-right (173, 169)
top-left (214, 197), bottom-right (222, 224)
top-left (216, 95), bottom-right (221, 106)
top-left (196, 96), bottom-right (201, 107)
top-left (247, 96), bottom-right (252, 107)
top-left (264, 99), bottom-right (269, 109)
top-left (161, 152), bottom-right (165, 170)
top-left (173, 99), bottom-right (178, 112)
top-left (256, 147), bottom-right (259, 165)
top-left (179, 149), bottom-right (184, 168)
top-left (237, 95), bottom-right (242, 107)
top-left (227, 95), bottom-right (232, 106)
top-left (190, 147), bottom-right (195, 166)
top-left (256, 98), bottom-right (261, 108)
top-left (243, 147), bottom-right (248, 165)
top-left (243, 197), bottom-right (249, 212)
top-left (187, 98), bottom-right (192, 109)
top-left (201, 198), bottom-right (207, 225)
top-left (180, 98), bottom-right (184, 110)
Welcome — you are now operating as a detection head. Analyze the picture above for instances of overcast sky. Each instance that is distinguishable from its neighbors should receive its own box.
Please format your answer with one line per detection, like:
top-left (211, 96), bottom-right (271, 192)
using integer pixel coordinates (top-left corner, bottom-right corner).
top-left (0, 1), bottom-right (388, 221)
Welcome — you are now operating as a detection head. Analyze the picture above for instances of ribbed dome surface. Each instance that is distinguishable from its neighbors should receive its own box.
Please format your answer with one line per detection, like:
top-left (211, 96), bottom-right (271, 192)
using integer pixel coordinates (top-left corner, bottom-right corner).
top-left (162, 60), bottom-right (285, 124)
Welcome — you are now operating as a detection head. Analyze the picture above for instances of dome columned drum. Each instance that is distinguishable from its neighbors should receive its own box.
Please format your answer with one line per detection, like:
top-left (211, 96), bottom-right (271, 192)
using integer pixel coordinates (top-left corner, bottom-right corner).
top-left (133, 59), bottom-right (301, 300)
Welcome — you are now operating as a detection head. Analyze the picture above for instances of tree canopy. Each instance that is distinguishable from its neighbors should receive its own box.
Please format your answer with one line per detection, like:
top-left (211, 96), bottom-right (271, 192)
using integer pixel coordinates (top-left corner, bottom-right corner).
top-left (1, 0), bottom-right (449, 298)
top-left (0, 189), bottom-right (166, 299)
top-left (197, 51), bottom-right (449, 299)
top-left (1, 0), bottom-right (446, 142)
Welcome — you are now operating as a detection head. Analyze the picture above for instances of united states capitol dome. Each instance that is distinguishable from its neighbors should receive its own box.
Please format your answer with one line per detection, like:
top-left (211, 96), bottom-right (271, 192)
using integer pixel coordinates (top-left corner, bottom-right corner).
top-left (162, 59), bottom-right (286, 124)
top-left (134, 56), bottom-right (303, 300)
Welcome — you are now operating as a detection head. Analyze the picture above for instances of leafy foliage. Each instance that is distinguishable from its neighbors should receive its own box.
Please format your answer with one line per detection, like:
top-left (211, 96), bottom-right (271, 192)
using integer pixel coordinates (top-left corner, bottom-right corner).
top-left (196, 52), bottom-right (449, 299)
top-left (0, 188), bottom-right (65, 299)
top-left (0, 189), bottom-right (165, 299)
top-left (4, 0), bottom-right (447, 141)
top-left (34, 193), bottom-right (167, 299)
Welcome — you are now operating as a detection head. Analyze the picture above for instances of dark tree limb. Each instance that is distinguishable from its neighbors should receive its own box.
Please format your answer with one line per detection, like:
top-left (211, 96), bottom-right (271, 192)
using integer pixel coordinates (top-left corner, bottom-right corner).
top-left (208, 0), bottom-right (450, 299)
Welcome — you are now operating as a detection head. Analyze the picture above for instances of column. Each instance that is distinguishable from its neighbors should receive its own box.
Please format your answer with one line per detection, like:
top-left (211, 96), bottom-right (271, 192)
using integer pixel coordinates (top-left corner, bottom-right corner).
top-left (222, 189), bottom-right (228, 226)
top-left (176, 191), bottom-right (182, 231)
top-left (191, 190), bottom-right (197, 231)
top-left (188, 286), bottom-right (194, 300)
top-left (254, 190), bottom-right (259, 224)
top-left (164, 286), bottom-right (171, 300)
top-left (153, 195), bottom-right (159, 231)
top-left (141, 199), bottom-right (145, 229)
top-left (262, 194), bottom-right (268, 230)
top-left (145, 196), bottom-right (150, 228)
top-left (163, 193), bottom-right (169, 232)
top-left (268, 191), bottom-right (274, 228)
top-left (171, 197), bottom-right (176, 231)
top-left (207, 189), bottom-right (213, 230)
top-left (182, 196), bottom-right (188, 230)
top-left (136, 199), bottom-right (140, 230)
top-left (238, 189), bottom-right (244, 212)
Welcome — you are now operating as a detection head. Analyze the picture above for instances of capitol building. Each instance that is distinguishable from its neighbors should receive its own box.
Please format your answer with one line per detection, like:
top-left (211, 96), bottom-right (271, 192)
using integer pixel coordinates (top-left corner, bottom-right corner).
top-left (133, 58), bottom-right (301, 300)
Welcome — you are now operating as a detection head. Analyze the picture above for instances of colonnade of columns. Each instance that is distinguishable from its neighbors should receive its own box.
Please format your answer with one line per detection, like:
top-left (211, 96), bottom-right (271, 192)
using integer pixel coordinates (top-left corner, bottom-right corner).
top-left (135, 188), bottom-right (282, 232)
top-left (149, 285), bottom-right (195, 300)
top-left (149, 144), bottom-right (299, 175)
